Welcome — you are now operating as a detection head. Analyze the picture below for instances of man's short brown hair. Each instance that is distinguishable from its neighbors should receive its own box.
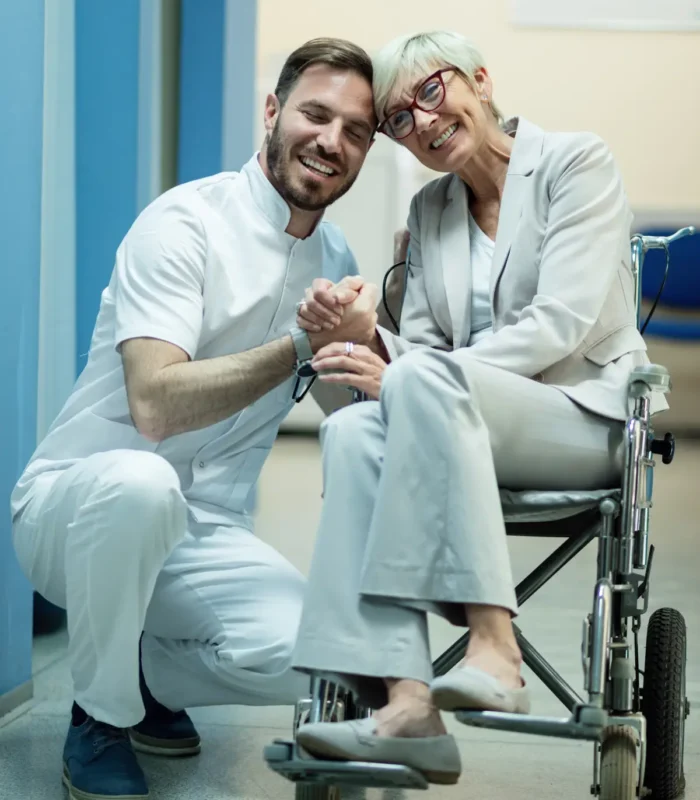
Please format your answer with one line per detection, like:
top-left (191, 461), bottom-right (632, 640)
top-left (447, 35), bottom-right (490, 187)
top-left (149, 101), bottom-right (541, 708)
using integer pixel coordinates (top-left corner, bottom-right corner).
top-left (274, 38), bottom-right (373, 106)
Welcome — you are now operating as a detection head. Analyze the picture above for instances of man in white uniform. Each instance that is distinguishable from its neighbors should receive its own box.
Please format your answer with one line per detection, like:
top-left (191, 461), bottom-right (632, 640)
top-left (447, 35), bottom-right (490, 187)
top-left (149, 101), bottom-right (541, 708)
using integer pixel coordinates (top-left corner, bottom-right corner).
top-left (11, 38), bottom-right (381, 800)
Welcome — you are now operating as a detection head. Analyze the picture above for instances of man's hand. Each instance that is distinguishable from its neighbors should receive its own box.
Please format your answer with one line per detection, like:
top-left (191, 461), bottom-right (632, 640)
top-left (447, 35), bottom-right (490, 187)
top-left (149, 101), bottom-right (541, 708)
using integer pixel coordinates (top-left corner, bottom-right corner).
top-left (296, 276), bottom-right (364, 333)
top-left (312, 342), bottom-right (387, 400)
top-left (308, 282), bottom-right (379, 353)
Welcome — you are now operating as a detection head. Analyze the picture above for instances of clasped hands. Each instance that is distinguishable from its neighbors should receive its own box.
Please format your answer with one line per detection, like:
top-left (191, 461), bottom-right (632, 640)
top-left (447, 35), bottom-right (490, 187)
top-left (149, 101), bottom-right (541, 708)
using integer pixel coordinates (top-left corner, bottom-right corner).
top-left (296, 275), bottom-right (387, 400)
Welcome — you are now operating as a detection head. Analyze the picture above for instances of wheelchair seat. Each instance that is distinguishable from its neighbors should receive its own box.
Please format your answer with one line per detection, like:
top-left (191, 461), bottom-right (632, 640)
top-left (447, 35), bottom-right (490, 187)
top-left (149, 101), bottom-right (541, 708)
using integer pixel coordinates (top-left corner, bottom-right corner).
top-left (501, 488), bottom-right (621, 537)
top-left (500, 488), bottom-right (620, 523)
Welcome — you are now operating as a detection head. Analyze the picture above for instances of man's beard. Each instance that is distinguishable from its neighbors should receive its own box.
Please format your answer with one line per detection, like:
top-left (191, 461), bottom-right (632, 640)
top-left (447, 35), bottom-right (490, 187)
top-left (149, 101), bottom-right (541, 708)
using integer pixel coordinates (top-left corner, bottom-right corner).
top-left (266, 120), bottom-right (359, 212)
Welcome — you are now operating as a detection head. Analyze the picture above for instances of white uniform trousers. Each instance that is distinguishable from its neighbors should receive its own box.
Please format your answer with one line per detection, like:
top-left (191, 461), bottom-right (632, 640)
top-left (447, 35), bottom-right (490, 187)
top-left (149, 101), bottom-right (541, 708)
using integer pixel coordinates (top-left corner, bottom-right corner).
top-left (12, 450), bottom-right (309, 729)
top-left (292, 349), bottom-right (624, 708)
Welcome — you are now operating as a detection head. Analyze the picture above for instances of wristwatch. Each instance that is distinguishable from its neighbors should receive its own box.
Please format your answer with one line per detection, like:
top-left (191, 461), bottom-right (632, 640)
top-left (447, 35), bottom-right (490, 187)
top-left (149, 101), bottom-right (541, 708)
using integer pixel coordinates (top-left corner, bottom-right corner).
top-left (289, 326), bottom-right (315, 377)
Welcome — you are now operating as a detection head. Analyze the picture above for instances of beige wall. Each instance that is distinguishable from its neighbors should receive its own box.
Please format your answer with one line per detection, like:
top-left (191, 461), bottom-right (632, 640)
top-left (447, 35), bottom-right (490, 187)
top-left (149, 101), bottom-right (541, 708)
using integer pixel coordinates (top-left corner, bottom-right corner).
top-left (258, 0), bottom-right (700, 213)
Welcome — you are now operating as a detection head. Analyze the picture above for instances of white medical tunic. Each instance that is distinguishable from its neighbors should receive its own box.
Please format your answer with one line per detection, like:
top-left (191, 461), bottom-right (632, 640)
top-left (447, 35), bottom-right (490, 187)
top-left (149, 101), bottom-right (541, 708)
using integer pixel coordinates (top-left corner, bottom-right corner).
top-left (12, 154), bottom-right (358, 528)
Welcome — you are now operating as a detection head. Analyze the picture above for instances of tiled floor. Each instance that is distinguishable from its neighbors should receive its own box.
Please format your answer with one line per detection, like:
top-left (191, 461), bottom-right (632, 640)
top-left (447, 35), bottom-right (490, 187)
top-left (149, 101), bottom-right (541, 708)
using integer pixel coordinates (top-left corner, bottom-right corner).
top-left (2, 433), bottom-right (699, 799)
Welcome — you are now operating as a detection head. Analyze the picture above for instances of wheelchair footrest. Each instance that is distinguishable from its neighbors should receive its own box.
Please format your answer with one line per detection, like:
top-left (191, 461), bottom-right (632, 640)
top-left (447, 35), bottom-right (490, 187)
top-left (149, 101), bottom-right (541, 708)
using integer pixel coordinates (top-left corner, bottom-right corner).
top-left (455, 705), bottom-right (608, 741)
top-left (264, 739), bottom-right (430, 790)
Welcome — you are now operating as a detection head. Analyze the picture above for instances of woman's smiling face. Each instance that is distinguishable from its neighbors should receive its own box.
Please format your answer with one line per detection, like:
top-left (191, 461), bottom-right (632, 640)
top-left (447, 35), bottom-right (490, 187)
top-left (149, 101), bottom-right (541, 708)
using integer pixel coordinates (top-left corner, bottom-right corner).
top-left (381, 66), bottom-right (493, 174)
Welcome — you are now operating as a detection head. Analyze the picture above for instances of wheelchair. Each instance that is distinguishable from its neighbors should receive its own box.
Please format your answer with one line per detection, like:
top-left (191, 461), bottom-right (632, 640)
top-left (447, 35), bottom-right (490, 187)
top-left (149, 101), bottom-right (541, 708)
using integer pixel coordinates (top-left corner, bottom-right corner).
top-left (265, 226), bottom-right (696, 800)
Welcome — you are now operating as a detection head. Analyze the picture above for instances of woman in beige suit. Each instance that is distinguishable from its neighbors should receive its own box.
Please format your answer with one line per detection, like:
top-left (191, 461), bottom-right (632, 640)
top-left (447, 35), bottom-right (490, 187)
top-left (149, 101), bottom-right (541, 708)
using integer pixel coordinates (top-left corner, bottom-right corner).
top-left (290, 30), bottom-right (665, 783)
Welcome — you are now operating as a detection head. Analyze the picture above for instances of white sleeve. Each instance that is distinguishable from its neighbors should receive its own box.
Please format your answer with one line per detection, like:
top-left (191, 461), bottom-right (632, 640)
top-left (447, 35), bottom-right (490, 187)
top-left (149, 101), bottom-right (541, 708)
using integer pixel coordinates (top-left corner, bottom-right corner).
top-left (114, 201), bottom-right (206, 359)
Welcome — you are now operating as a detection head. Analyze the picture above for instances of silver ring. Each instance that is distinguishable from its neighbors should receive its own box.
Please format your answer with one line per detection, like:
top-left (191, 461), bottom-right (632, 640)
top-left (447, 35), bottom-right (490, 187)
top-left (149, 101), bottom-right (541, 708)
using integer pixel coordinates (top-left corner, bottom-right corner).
top-left (345, 341), bottom-right (355, 355)
top-left (295, 301), bottom-right (305, 314)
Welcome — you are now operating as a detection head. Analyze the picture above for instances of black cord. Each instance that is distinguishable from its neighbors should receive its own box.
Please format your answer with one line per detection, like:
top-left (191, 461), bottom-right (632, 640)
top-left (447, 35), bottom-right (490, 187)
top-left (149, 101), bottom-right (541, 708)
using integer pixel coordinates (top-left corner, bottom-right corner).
top-left (382, 260), bottom-right (407, 333)
top-left (293, 259), bottom-right (407, 403)
top-left (292, 372), bottom-right (317, 403)
top-left (640, 244), bottom-right (670, 336)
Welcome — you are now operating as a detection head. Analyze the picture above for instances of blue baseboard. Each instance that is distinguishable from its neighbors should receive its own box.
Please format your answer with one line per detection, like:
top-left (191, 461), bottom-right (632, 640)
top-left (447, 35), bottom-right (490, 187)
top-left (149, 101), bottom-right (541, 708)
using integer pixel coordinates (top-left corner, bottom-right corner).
top-left (0, 680), bottom-right (33, 722)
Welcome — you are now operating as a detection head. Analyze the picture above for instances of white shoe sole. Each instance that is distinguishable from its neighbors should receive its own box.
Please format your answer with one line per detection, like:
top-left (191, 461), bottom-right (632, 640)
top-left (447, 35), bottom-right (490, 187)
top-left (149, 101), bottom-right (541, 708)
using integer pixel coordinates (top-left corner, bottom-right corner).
top-left (62, 765), bottom-right (150, 800)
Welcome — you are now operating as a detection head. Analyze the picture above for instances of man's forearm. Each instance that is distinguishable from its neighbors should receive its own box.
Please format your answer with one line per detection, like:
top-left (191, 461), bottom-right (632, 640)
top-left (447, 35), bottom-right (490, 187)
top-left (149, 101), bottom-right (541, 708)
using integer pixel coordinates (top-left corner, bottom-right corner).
top-left (142, 336), bottom-right (296, 440)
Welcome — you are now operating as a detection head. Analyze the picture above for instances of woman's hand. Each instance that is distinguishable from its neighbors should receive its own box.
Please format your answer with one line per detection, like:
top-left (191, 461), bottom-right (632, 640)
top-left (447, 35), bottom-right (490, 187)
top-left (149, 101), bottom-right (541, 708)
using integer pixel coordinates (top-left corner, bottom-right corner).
top-left (312, 342), bottom-right (387, 400)
top-left (296, 276), bottom-right (364, 333)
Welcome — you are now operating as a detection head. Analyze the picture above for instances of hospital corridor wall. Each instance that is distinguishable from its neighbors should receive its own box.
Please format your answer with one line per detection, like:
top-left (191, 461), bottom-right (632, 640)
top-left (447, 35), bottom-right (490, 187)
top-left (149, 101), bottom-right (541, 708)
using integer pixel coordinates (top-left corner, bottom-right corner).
top-left (0, 0), bottom-right (45, 715)
top-left (0, 0), bottom-right (258, 718)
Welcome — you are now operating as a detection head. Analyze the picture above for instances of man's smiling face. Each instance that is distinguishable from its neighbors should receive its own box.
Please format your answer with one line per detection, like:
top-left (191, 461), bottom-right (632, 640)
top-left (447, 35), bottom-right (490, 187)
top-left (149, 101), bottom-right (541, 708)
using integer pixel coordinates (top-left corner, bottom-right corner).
top-left (264, 63), bottom-right (376, 212)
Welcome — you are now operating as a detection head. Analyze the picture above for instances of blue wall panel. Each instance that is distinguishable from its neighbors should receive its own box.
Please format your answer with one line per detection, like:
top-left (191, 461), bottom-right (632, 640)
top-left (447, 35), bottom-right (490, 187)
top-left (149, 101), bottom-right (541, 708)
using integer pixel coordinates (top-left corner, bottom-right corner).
top-left (75, 0), bottom-right (141, 370)
top-left (177, 0), bottom-right (226, 183)
top-left (221, 0), bottom-right (257, 172)
top-left (0, 0), bottom-right (45, 697)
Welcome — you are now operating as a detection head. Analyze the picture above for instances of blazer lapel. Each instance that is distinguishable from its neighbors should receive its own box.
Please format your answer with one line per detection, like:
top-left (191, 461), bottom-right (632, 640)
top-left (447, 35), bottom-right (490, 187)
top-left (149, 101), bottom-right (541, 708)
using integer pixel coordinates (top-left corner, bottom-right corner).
top-left (489, 118), bottom-right (545, 304)
top-left (439, 175), bottom-right (472, 348)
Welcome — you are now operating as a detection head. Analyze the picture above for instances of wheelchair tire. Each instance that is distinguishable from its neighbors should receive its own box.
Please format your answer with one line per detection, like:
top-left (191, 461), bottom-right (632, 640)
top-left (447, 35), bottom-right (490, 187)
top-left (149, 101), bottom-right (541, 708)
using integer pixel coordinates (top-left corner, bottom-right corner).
top-left (642, 607), bottom-right (687, 800)
top-left (599, 726), bottom-right (638, 800)
top-left (295, 785), bottom-right (340, 800)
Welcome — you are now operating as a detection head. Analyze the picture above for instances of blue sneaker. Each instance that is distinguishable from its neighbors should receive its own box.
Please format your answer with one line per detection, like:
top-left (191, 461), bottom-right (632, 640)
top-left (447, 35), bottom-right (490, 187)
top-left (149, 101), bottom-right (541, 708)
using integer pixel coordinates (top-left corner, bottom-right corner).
top-left (63, 716), bottom-right (149, 799)
top-left (129, 660), bottom-right (201, 757)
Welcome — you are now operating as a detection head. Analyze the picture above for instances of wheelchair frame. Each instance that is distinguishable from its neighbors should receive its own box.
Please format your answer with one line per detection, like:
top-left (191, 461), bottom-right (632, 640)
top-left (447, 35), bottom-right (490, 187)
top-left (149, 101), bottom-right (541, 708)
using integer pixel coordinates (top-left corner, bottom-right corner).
top-left (265, 227), bottom-right (696, 800)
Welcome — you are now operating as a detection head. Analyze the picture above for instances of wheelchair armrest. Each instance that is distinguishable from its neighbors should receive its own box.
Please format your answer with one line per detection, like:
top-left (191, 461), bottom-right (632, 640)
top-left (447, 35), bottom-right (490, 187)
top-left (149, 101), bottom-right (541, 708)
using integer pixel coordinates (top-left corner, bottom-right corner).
top-left (628, 364), bottom-right (672, 398)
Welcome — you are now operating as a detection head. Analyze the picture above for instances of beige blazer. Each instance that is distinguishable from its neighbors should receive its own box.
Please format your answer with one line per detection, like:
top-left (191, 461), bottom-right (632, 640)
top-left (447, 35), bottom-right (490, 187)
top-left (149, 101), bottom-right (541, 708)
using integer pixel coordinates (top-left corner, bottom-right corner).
top-left (378, 117), bottom-right (667, 421)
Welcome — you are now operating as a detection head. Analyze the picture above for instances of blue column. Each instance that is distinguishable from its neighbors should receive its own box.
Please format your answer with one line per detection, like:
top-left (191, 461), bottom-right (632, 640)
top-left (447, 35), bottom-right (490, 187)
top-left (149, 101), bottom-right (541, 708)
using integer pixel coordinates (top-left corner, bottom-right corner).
top-left (74, 0), bottom-right (141, 370)
top-left (74, 0), bottom-right (166, 373)
top-left (178, 0), bottom-right (257, 182)
top-left (0, 0), bottom-right (45, 703)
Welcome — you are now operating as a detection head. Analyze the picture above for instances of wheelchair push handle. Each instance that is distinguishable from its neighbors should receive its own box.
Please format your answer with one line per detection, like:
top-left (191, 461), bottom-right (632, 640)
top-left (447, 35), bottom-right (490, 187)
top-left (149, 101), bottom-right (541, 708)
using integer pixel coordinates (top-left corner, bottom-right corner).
top-left (632, 225), bottom-right (696, 253)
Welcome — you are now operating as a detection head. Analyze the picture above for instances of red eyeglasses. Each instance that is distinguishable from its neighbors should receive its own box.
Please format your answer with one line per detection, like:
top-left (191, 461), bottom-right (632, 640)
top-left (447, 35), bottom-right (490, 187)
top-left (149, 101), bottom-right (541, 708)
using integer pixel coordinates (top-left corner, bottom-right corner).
top-left (378, 68), bottom-right (456, 140)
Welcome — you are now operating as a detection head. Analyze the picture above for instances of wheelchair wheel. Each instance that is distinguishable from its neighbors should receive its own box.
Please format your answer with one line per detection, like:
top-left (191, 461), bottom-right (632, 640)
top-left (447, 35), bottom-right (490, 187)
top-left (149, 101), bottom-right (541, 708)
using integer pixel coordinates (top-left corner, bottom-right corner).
top-left (642, 608), bottom-right (687, 800)
top-left (295, 785), bottom-right (340, 800)
top-left (599, 727), bottom-right (638, 800)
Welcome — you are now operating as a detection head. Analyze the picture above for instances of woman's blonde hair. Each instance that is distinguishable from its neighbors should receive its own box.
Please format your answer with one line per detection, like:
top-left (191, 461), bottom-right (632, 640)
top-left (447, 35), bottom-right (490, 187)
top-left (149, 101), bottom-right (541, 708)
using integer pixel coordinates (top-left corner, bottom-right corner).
top-left (372, 30), bottom-right (504, 125)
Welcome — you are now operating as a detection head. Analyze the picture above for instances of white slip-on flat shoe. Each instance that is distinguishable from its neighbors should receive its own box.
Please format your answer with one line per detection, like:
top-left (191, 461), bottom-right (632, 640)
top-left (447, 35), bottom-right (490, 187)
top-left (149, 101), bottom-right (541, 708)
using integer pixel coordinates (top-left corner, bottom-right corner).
top-left (431, 665), bottom-right (531, 714)
top-left (296, 717), bottom-right (462, 785)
